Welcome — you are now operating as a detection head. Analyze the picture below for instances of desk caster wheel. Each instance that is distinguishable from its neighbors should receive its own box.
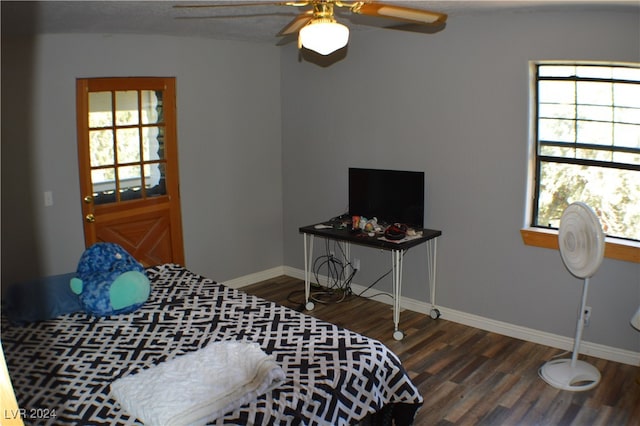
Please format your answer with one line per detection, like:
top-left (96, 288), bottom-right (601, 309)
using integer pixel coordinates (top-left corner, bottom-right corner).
top-left (393, 330), bottom-right (404, 341)
top-left (305, 301), bottom-right (315, 311)
top-left (430, 308), bottom-right (441, 320)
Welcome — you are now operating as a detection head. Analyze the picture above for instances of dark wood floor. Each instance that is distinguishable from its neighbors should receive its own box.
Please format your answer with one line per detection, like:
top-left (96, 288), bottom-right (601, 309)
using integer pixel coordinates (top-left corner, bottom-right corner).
top-left (241, 276), bottom-right (640, 426)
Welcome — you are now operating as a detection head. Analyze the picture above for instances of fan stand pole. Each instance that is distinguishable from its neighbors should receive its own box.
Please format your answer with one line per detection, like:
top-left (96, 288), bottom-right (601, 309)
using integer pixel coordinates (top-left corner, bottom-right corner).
top-left (570, 277), bottom-right (590, 368)
top-left (539, 276), bottom-right (601, 391)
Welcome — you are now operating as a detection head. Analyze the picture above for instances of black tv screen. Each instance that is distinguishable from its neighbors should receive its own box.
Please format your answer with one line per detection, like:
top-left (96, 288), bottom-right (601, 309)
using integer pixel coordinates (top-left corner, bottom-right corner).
top-left (348, 168), bottom-right (424, 228)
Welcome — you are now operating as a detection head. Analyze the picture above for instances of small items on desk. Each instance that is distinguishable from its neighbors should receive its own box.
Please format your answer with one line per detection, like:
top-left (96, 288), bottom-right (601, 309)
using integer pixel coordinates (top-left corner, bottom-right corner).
top-left (348, 215), bottom-right (424, 241)
top-left (313, 224), bottom-right (333, 229)
top-left (351, 215), bottom-right (382, 233)
top-left (406, 228), bottom-right (421, 237)
top-left (384, 223), bottom-right (407, 240)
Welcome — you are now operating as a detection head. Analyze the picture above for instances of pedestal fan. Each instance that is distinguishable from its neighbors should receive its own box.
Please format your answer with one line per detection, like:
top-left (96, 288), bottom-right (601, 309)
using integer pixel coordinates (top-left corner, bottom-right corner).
top-left (539, 202), bottom-right (605, 392)
top-left (631, 307), bottom-right (640, 331)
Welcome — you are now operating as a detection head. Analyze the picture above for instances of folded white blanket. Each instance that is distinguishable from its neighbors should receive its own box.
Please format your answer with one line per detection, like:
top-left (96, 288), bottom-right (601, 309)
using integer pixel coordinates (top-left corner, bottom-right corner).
top-left (110, 341), bottom-right (285, 426)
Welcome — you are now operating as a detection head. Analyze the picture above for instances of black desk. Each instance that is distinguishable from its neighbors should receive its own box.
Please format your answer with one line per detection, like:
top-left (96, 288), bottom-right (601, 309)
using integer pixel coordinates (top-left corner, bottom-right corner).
top-left (299, 223), bottom-right (442, 340)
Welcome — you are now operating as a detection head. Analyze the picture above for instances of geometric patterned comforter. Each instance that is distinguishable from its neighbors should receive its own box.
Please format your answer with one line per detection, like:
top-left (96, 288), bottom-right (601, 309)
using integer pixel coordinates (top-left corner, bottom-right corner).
top-left (1, 264), bottom-right (423, 425)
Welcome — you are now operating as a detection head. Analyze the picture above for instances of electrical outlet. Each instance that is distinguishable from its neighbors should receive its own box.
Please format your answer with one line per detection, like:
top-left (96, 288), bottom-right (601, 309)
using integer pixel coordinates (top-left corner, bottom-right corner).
top-left (353, 258), bottom-right (360, 270)
top-left (44, 191), bottom-right (53, 207)
top-left (584, 306), bottom-right (592, 327)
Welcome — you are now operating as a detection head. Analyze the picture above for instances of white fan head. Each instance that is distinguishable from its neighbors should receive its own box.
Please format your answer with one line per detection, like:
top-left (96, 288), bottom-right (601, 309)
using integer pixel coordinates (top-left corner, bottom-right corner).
top-left (558, 202), bottom-right (605, 279)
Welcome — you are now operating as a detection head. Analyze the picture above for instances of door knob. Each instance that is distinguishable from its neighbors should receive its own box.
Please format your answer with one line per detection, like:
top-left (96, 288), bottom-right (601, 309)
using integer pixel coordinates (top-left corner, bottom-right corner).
top-left (85, 213), bottom-right (95, 223)
top-left (84, 195), bottom-right (93, 204)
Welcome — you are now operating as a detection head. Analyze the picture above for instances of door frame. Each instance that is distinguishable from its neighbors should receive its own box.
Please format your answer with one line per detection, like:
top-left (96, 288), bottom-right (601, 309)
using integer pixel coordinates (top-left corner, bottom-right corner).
top-left (76, 77), bottom-right (185, 266)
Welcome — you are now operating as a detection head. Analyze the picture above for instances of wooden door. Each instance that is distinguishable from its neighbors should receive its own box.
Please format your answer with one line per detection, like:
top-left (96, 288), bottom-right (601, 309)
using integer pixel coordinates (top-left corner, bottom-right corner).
top-left (76, 77), bottom-right (184, 266)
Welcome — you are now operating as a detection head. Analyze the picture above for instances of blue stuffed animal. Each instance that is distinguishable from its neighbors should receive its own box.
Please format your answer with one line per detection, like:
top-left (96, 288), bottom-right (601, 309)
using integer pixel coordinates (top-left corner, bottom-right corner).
top-left (70, 242), bottom-right (150, 316)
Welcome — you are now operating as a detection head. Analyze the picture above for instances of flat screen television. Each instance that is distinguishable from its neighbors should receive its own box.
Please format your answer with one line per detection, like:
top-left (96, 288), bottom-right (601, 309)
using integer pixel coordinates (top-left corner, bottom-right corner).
top-left (348, 168), bottom-right (425, 228)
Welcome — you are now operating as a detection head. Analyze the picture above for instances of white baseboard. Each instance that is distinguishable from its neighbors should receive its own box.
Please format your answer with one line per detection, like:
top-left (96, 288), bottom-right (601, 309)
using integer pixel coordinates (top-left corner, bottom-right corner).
top-left (236, 266), bottom-right (640, 367)
top-left (221, 266), bottom-right (285, 289)
top-left (436, 304), bottom-right (640, 367)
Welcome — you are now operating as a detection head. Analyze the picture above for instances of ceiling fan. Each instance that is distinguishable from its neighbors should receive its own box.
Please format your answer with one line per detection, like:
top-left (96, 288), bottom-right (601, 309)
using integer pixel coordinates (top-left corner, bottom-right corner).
top-left (174, 1), bottom-right (448, 55)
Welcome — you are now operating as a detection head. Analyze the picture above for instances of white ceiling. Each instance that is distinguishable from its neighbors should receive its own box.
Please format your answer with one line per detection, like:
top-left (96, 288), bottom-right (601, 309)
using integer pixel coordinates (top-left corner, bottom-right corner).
top-left (2, 1), bottom-right (639, 44)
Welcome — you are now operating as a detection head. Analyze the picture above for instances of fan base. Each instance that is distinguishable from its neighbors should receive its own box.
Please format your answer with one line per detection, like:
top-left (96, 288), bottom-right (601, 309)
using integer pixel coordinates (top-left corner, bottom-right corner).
top-left (539, 358), bottom-right (601, 391)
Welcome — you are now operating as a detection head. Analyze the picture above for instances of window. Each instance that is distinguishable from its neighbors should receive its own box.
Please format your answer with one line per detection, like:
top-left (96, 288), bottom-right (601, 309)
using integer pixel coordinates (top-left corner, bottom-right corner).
top-left (88, 89), bottom-right (167, 204)
top-left (523, 62), bottom-right (640, 262)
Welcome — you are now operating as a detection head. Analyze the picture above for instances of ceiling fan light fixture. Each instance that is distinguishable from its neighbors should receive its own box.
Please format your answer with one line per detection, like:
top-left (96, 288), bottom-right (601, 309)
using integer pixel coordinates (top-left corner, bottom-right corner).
top-left (299, 19), bottom-right (349, 55)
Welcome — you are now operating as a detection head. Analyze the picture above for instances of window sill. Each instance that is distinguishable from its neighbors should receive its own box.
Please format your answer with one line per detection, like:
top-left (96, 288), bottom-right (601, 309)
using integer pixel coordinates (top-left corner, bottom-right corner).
top-left (520, 227), bottom-right (640, 264)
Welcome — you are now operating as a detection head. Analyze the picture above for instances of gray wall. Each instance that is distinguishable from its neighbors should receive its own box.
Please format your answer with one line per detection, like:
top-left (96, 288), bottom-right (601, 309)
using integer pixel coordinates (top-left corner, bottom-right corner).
top-left (1, 33), bottom-right (283, 284)
top-left (281, 9), bottom-right (640, 352)
top-left (1, 7), bottom-right (638, 355)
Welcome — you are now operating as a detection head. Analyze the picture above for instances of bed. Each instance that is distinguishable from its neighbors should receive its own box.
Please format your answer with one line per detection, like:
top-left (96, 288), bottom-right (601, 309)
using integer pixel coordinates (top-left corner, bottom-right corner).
top-left (1, 264), bottom-right (423, 425)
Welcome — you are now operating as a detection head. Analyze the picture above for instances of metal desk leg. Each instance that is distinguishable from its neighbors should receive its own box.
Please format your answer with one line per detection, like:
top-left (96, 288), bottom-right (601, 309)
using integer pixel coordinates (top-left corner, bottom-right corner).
top-left (343, 241), bottom-right (351, 288)
top-left (303, 233), bottom-right (315, 311)
top-left (391, 249), bottom-right (405, 340)
top-left (427, 238), bottom-right (441, 319)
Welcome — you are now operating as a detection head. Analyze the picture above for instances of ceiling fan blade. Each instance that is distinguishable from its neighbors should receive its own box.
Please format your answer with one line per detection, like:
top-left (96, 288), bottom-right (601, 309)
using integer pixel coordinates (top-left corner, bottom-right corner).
top-left (276, 33), bottom-right (298, 46)
top-left (277, 10), bottom-right (313, 36)
top-left (352, 2), bottom-right (447, 25)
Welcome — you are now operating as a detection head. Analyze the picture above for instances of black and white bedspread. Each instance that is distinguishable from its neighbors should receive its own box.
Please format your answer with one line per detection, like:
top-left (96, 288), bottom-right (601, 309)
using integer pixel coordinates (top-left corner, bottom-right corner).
top-left (1, 264), bottom-right (423, 425)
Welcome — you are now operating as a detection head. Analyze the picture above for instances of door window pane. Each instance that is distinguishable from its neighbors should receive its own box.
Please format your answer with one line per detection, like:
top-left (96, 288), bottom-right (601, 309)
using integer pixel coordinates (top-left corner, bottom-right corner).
top-left (92, 168), bottom-right (116, 205)
top-left (89, 91), bottom-right (112, 128)
top-left (118, 165), bottom-right (143, 201)
top-left (141, 90), bottom-right (163, 124)
top-left (116, 128), bottom-right (141, 163)
top-left (145, 163), bottom-right (166, 197)
top-left (115, 91), bottom-right (139, 125)
top-left (89, 129), bottom-right (114, 167)
top-left (142, 126), bottom-right (164, 161)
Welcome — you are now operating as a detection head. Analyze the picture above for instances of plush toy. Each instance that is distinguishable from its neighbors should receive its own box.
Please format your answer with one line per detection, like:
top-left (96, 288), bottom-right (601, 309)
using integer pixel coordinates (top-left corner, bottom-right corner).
top-left (70, 242), bottom-right (150, 316)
